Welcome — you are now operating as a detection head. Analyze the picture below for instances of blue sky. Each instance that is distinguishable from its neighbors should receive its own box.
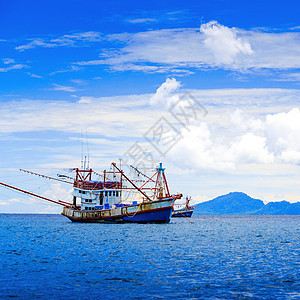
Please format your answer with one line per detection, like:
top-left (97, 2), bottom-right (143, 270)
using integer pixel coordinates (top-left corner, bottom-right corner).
top-left (1, 0), bottom-right (300, 212)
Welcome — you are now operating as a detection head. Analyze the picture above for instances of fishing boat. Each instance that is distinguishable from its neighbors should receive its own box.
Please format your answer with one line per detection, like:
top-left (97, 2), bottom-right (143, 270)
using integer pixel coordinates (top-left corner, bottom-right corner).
top-left (0, 162), bottom-right (182, 223)
top-left (172, 196), bottom-right (196, 218)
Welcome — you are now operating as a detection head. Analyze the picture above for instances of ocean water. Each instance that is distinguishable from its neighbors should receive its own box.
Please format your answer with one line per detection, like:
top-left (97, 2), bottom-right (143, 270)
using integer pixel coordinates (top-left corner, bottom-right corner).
top-left (0, 215), bottom-right (299, 299)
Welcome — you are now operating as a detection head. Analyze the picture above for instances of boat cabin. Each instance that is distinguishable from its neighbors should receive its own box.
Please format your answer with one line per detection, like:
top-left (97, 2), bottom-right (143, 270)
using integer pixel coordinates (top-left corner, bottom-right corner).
top-left (72, 168), bottom-right (125, 211)
top-left (73, 181), bottom-right (122, 211)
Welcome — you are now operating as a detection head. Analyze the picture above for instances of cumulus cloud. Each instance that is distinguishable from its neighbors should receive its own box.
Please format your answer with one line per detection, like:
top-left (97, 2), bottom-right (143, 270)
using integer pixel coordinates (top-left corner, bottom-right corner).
top-left (229, 109), bottom-right (263, 133)
top-left (150, 77), bottom-right (181, 107)
top-left (169, 123), bottom-right (235, 171)
top-left (264, 108), bottom-right (300, 163)
top-left (228, 133), bottom-right (274, 164)
top-left (200, 21), bottom-right (253, 65)
top-left (168, 106), bottom-right (300, 172)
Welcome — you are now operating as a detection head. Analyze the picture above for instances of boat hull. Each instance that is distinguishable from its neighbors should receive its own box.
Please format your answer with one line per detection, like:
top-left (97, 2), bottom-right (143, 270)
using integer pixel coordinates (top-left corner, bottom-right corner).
top-left (62, 198), bottom-right (174, 223)
top-left (172, 209), bottom-right (194, 218)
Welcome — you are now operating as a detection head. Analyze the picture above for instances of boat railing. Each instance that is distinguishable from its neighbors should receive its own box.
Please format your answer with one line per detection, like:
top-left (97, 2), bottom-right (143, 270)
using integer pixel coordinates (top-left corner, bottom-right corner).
top-left (74, 181), bottom-right (122, 190)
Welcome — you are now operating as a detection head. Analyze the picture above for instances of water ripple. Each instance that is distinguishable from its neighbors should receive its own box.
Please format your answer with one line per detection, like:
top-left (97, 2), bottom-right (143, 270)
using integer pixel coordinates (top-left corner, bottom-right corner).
top-left (0, 214), bottom-right (299, 299)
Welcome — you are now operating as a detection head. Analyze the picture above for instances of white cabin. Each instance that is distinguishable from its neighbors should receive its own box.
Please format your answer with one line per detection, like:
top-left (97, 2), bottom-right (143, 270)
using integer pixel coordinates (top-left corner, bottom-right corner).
top-left (73, 186), bottom-right (122, 211)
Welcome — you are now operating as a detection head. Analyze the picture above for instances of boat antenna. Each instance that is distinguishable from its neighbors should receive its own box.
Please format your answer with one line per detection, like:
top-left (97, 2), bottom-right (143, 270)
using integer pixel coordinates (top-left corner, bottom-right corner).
top-left (83, 156), bottom-right (87, 170)
top-left (81, 130), bottom-right (84, 169)
top-left (86, 130), bottom-right (90, 170)
top-left (80, 129), bottom-right (90, 170)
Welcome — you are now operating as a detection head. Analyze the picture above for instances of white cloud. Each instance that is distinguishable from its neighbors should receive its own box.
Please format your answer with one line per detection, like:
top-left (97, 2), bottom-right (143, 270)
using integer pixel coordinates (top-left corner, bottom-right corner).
top-left (16, 39), bottom-right (53, 51)
top-left (264, 108), bottom-right (300, 163)
top-left (76, 28), bottom-right (207, 69)
top-left (0, 81), bottom-right (300, 173)
top-left (228, 133), bottom-right (274, 164)
top-left (49, 65), bottom-right (82, 75)
top-left (168, 106), bottom-right (300, 173)
top-left (283, 194), bottom-right (300, 203)
top-left (1, 58), bottom-right (27, 74)
top-left (77, 97), bottom-right (92, 104)
top-left (52, 84), bottom-right (78, 92)
top-left (15, 31), bottom-right (102, 51)
top-left (51, 31), bottom-right (102, 43)
top-left (43, 183), bottom-right (73, 203)
top-left (0, 95), bottom-right (155, 138)
top-left (200, 21), bottom-right (253, 65)
top-left (275, 72), bottom-right (300, 82)
top-left (0, 195), bottom-right (63, 213)
top-left (14, 22), bottom-right (300, 74)
top-left (169, 123), bottom-right (235, 172)
top-left (27, 72), bottom-right (43, 78)
top-left (75, 22), bottom-right (300, 73)
top-left (127, 18), bottom-right (157, 24)
top-left (0, 63), bottom-right (27, 72)
top-left (230, 109), bottom-right (263, 133)
top-left (2, 58), bottom-right (15, 64)
top-left (70, 79), bottom-right (87, 85)
top-left (150, 77), bottom-right (181, 107)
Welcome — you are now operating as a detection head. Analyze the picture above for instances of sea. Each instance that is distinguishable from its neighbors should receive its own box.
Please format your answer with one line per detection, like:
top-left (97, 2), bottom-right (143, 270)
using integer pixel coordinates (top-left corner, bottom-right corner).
top-left (0, 214), bottom-right (299, 299)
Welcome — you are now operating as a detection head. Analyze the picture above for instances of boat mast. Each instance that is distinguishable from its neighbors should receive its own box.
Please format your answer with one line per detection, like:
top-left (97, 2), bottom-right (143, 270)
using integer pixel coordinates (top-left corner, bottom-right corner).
top-left (154, 163), bottom-right (170, 199)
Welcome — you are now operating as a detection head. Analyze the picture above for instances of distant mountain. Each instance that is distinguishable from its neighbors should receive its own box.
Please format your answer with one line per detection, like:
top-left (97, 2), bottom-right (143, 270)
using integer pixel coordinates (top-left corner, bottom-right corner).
top-left (253, 201), bottom-right (300, 215)
top-left (285, 202), bottom-right (300, 215)
top-left (194, 192), bottom-right (264, 215)
top-left (194, 192), bottom-right (300, 215)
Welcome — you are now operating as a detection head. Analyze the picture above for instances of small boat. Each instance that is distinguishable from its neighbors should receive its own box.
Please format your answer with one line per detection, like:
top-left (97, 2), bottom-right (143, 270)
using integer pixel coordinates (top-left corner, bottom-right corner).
top-left (0, 162), bottom-right (182, 224)
top-left (172, 196), bottom-right (196, 218)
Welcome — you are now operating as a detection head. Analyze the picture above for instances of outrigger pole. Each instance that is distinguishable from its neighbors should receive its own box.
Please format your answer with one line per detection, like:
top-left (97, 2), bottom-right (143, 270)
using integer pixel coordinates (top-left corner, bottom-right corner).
top-left (0, 181), bottom-right (71, 207)
top-left (111, 163), bottom-right (152, 201)
top-left (20, 169), bottom-right (73, 185)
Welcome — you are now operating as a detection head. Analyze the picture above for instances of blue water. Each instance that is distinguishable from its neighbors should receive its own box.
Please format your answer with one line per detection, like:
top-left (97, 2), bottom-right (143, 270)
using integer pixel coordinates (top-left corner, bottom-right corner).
top-left (0, 215), bottom-right (299, 299)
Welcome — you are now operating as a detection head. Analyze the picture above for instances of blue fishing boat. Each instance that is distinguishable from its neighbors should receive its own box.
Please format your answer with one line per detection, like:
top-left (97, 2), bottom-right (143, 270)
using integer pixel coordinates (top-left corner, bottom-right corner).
top-left (0, 162), bottom-right (182, 224)
top-left (172, 196), bottom-right (195, 218)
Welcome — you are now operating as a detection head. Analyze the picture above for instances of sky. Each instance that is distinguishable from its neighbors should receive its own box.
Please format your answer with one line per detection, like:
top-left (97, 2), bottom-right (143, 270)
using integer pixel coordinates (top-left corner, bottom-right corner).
top-left (0, 0), bottom-right (300, 213)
